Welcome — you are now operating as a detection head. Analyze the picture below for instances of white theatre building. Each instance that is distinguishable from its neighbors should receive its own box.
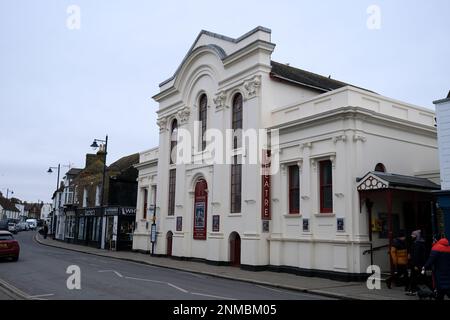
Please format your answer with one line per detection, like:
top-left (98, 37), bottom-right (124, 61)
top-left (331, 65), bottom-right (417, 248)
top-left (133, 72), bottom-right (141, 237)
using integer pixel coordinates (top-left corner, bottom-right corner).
top-left (133, 27), bottom-right (440, 280)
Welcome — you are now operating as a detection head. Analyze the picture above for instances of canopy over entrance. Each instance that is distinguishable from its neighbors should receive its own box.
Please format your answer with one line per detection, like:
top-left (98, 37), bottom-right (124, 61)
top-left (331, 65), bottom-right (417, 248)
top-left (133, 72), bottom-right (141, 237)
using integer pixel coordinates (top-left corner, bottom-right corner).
top-left (357, 171), bottom-right (440, 275)
top-left (357, 171), bottom-right (440, 192)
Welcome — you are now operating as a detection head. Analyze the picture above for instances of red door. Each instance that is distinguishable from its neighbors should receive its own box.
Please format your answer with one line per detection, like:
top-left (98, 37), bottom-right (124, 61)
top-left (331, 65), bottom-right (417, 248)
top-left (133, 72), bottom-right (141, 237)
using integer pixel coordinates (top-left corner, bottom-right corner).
top-left (166, 231), bottom-right (173, 257)
top-left (193, 179), bottom-right (208, 240)
top-left (229, 232), bottom-right (241, 266)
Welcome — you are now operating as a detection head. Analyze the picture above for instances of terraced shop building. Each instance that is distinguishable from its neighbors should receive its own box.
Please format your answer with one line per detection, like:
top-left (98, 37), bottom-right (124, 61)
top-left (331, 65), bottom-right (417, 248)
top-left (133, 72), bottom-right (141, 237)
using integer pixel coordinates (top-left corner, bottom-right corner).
top-left (132, 27), bottom-right (440, 280)
top-left (62, 152), bottom-right (139, 251)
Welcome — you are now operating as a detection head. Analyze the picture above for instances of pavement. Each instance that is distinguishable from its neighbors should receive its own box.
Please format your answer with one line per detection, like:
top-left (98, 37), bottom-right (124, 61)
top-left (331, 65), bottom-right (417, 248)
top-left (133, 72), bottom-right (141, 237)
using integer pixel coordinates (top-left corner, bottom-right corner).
top-left (30, 233), bottom-right (417, 300)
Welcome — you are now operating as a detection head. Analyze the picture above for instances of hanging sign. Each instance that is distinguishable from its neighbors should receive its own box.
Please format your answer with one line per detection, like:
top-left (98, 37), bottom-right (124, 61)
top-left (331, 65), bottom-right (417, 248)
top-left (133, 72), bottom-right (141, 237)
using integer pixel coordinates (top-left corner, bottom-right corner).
top-left (261, 149), bottom-right (271, 220)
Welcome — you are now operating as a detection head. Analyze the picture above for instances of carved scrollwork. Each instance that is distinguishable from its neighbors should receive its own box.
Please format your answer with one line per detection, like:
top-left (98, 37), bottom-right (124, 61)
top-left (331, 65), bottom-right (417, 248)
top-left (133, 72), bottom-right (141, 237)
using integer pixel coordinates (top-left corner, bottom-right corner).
top-left (177, 106), bottom-right (190, 125)
top-left (243, 75), bottom-right (261, 99)
top-left (156, 117), bottom-right (167, 132)
top-left (213, 91), bottom-right (227, 110)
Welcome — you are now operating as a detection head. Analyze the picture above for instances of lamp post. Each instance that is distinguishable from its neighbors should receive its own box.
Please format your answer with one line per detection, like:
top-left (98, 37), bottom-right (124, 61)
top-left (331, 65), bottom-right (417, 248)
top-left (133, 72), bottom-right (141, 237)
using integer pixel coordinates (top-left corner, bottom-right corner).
top-left (47, 164), bottom-right (70, 239)
top-left (47, 165), bottom-right (60, 239)
top-left (90, 135), bottom-right (108, 249)
top-left (47, 164), bottom-right (61, 191)
top-left (6, 188), bottom-right (14, 199)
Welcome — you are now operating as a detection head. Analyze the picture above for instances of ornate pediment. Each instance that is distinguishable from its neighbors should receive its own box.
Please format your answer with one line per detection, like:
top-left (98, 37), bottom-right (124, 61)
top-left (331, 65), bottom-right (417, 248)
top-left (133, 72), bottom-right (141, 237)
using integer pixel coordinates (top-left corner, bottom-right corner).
top-left (357, 173), bottom-right (388, 191)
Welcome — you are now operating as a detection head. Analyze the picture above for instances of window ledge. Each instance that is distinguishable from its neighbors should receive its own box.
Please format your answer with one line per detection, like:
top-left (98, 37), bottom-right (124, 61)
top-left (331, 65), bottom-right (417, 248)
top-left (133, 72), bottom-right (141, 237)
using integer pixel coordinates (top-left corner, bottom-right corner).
top-left (314, 213), bottom-right (335, 217)
top-left (166, 216), bottom-right (175, 219)
top-left (283, 214), bottom-right (302, 218)
top-left (228, 213), bottom-right (242, 218)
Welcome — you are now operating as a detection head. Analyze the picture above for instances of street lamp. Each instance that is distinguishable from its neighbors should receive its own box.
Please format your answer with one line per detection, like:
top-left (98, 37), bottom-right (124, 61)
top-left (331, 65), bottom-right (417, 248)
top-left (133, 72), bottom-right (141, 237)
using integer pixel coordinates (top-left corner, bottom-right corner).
top-left (6, 188), bottom-right (14, 199)
top-left (47, 164), bottom-right (61, 191)
top-left (90, 135), bottom-right (108, 208)
top-left (90, 135), bottom-right (108, 250)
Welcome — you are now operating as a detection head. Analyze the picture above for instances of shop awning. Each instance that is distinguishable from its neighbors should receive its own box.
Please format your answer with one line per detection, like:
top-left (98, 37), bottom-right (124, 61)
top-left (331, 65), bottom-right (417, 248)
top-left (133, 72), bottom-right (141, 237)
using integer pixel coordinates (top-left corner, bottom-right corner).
top-left (356, 171), bottom-right (440, 192)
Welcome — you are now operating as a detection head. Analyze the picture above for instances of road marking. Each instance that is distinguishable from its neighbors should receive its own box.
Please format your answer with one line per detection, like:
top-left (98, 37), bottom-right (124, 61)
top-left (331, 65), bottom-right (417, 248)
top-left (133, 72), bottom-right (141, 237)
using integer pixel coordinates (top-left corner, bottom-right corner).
top-left (167, 283), bottom-right (189, 293)
top-left (190, 292), bottom-right (236, 300)
top-left (28, 293), bottom-right (55, 299)
top-left (256, 285), bottom-right (283, 293)
top-left (98, 270), bottom-right (123, 278)
top-left (126, 276), bottom-right (189, 294)
top-left (125, 276), bottom-right (165, 284)
top-left (0, 277), bottom-right (30, 300)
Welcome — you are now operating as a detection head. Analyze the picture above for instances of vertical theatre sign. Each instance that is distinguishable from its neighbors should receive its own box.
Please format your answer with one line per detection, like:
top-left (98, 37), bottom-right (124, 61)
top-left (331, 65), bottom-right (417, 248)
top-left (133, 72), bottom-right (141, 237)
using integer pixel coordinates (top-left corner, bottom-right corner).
top-left (261, 149), bottom-right (271, 220)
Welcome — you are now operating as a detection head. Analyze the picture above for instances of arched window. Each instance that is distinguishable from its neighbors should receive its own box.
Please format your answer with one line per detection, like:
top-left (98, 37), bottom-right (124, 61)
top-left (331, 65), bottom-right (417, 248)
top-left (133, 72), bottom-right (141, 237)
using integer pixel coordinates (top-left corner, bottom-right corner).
top-left (230, 93), bottom-right (243, 213)
top-left (199, 94), bottom-right (208, 151)
top-left (374, 163), bottom-right (386, 173)
top-left (170, 119), bottom-right (178, 165)
top-left (232, 93), bottom-right (243, 149)
top-left (168, 119), bottom-right (177, 217)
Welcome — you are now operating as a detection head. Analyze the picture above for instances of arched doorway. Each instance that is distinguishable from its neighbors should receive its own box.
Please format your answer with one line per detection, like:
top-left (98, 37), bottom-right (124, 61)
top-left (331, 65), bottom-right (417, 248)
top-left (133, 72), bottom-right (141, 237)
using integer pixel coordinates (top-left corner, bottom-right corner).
top-left (229, 232), bottom-right (241, 266)
top-left (193, 179), bottom-right (208, 240)
top-left (166, 231), bottom-right (173, 257)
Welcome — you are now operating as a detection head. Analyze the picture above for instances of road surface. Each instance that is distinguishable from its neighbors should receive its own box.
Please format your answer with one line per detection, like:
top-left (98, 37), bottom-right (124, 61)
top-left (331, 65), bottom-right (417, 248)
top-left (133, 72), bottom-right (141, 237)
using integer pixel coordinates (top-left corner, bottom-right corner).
top-left (0, 232), bottom-right (331, 300)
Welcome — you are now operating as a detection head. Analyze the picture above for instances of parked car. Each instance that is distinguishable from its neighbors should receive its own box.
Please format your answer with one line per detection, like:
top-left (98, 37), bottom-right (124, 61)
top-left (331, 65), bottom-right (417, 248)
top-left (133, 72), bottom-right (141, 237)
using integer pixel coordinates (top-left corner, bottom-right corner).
top-left (8, 223), bottom-right (18, 234)
top-left (16, 222), bottom-right (29, 231)
top-left (26, 219), bottom-right (37, 230)
top-left (0, 231), bottom-right (20, 261)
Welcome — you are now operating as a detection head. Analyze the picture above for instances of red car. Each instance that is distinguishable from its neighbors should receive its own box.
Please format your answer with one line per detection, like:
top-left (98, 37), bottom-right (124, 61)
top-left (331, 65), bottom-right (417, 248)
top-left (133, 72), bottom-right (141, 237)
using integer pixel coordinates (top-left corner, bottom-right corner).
top-left (0, 231), bottom-right (20, 261)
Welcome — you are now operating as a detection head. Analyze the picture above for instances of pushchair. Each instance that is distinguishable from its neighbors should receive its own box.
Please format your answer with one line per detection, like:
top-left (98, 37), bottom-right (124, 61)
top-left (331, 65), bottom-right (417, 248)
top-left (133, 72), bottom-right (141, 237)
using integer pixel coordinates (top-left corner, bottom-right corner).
top-left (416, 270), bottom-right (436, 300)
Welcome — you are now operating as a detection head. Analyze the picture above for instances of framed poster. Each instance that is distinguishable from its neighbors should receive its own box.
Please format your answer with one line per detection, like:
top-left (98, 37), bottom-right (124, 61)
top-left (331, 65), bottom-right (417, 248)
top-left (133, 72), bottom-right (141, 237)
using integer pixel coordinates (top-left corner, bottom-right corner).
top-left (212, 215), bottom-right (220, 232)
top-left (262, 220), bottom-right (269, 233)
top-left (302, 218), bottom-right (309, 232)
top-left (176, 216), bottom-right (182, 231)
top-left (193, 202), bottom-right (206, 239)
top-left (337, 218), bottom-right (344, 231)
top-left (378, 213), bottom-right (399, 239)
top-left (194, 203), bottom-right (205, 227)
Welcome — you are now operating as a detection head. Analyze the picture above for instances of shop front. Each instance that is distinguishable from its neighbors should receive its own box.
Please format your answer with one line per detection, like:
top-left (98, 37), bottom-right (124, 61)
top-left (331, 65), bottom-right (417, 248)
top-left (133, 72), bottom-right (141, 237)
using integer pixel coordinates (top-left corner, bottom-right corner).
top-left (76, 207), bottom-right (103, 248)
top-left (103, 206), bottom-right (136, 251)
top-left (64, 209), bottom-right (77, 243)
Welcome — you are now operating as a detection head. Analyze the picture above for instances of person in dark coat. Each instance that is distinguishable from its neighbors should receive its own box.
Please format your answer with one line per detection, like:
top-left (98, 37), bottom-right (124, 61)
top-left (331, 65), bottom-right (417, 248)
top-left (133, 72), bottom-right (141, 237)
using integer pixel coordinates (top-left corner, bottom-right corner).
top-left (406, 229), bottom-right (427, 295)
top-left (423, 238), bottom-right (450, 300)
top-left (387, 230), bottom-right (409, 289)
top-left (43, 222), bottom-right (49, 239)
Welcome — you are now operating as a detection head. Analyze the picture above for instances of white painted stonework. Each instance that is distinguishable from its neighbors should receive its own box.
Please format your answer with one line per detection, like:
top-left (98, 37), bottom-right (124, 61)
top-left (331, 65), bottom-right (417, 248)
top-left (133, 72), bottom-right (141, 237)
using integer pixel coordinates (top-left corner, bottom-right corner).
top-left (132, 27), bottom-right (439, 277)
top-left (434, 95), bottom-right (450, 190)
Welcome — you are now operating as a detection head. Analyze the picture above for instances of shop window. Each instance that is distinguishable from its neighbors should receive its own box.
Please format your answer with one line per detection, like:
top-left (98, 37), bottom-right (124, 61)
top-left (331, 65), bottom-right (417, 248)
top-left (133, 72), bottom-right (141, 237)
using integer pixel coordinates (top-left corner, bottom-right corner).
top-left (199, 94), bottom-right (208, 151)
top-left (78, 217), bottom-right (86, 240)
top-left (168, 169), bottom-right (176, 216)
top-left (319, 160), bottom-right (333, 213)
top-left (289, 165), bottom-right (300, 214)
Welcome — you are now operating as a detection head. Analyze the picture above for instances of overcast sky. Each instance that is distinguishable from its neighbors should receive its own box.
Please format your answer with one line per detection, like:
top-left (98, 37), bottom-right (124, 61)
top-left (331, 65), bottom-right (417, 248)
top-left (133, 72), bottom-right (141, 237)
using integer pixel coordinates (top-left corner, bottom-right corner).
top-left (0, 0), bottom-right (449, 203)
